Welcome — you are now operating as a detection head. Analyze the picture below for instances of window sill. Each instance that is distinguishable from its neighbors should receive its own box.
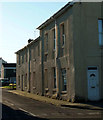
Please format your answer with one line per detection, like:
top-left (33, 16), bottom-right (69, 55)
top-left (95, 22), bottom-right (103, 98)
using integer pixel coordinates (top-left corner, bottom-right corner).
top-left (33, 87), bottom-right (36, 89)
top-left (44, 52), bottom-right (48, 55)
top-left (53, 88), bottom-right (57, 92)
top-left (61, 91), bottom-right (67, 94)
top-left (45, 88), bottom-right (49, 91)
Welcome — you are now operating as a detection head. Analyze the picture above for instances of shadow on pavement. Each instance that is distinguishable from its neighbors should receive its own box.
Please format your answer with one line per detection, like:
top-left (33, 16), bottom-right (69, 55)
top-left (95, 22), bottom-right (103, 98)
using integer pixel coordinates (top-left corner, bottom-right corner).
top-left (61, 101), bottom-right (103, 110)
top-left (85, 101), bottom-right (103, 108)
top-left (2, 104), bottom-right (48, 120)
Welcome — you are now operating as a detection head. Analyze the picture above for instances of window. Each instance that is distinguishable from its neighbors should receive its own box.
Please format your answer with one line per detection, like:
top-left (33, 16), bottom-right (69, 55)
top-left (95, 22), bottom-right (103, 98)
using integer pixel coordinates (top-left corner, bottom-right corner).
top-left (45, 33), bottom-right (48, 52)
top-left (22, 54), bottom-right (24, 64)
top-left (38, 44), bottom-right (40, 56)
top-left (21, 75), bottom-right (24, 91)
top-left (44, 54), bottom-right (48, 62)
top-left (18, 54), bottom-right (20, 65)
top-left (25, 74), bottom-right (27, 87)
top-left (18, 76), bottom-right (20, 86)
top-left (33, 48), bottom-right (35, 59)
top-left (53, 68), bottom-right (56, 88)
top-left (33, 72), bottom-right (35, 87)
top-left (45, 69), bottom-right (48, 88)
top-left (53, 29), bottom-right (56, 50)
top-left (29, 49), bottom-right (31, 61)
top-left (26, 51), bottom-right (28, 62)
top-left (98, 19), bottom-right (103, 46)
top-left (60, 23), bottom-right (65, 46)
top-left (61, 69), bottom-right (67, 91)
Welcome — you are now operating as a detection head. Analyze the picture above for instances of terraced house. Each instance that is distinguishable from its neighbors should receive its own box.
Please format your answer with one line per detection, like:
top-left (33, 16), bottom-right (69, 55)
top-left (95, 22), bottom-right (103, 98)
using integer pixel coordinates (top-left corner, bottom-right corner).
top-left (16, 2), bottom-right (103, 102)
top-left (16, 37), bottom-right (42, 95)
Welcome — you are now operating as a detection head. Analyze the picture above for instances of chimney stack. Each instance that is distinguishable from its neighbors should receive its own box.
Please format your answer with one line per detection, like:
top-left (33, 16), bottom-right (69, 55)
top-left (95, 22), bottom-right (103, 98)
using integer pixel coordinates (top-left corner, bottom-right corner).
top-left (28, 39), bottom-right (33, 44)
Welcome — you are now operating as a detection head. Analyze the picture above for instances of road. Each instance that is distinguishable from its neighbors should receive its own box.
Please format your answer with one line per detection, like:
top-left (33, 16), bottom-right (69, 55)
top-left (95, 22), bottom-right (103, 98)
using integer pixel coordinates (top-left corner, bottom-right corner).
top-left (1, 88), bottom-right (103, 120)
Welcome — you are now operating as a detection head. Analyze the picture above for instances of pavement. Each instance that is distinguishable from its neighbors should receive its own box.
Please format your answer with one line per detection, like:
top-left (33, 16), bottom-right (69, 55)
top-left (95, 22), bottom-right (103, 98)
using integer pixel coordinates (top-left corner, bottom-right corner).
top-left (7, 88), bottom-right (103, 110)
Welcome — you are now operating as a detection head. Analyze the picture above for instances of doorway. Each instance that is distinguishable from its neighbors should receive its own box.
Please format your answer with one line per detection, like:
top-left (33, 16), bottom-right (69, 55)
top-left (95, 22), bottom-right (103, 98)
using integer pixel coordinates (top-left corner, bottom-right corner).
top-left (87, 67), bottom-right (100, 101)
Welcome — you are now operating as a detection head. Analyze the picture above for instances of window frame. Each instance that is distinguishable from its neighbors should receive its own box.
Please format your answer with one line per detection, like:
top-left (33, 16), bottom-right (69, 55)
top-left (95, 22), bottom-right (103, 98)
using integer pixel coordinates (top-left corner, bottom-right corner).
top-left (60, 23), bottom-right (65, 47)
top-left (61, 68), bottom-right (67, 91)
top-left (98, 19), bottom-right (103, 47)
top-left (53, 67), bottom-right (56, 88)
top-left (45, 33), bottom-right (48, 52)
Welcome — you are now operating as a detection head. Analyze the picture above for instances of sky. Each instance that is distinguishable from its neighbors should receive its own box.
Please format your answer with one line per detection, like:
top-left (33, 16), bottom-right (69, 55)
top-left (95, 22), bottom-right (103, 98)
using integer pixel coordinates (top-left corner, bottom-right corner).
top-left (0, 1), bottom-right (68, 63)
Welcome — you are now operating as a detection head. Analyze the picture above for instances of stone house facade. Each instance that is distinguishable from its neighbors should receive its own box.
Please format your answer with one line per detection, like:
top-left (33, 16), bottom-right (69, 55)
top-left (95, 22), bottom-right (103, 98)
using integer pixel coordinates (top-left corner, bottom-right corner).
top-left (16, 37), bottom-right (42, 95)
top-left (16, 2), bottom-right (103, 102)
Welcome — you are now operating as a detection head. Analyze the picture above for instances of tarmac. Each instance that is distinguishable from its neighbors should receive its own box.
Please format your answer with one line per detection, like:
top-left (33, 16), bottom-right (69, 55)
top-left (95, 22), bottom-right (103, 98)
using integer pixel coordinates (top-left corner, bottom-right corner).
top-left (5, 88), bottom-right (103, 111)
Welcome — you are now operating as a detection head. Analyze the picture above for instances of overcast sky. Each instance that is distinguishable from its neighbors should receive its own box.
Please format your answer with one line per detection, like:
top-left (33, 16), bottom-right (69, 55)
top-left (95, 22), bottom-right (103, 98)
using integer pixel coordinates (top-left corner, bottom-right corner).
top-left (0, 2), bottom-right (68, 63)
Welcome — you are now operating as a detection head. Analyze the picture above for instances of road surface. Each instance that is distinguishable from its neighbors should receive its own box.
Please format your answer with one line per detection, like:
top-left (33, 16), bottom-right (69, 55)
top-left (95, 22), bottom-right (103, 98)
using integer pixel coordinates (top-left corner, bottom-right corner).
top-left (1, 88), bottom-right (103, 120)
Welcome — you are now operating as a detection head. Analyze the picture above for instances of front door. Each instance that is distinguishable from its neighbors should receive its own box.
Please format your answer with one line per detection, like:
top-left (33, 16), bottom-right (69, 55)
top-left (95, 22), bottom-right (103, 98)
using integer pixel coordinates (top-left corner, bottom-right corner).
top-left (87, 67), bottom-right (100, 101)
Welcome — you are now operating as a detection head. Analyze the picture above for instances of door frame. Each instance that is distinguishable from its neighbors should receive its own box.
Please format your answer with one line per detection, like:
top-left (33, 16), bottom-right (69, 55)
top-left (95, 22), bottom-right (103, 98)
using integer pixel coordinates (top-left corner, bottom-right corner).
top-left (87, 66), bottom-right (100, 101)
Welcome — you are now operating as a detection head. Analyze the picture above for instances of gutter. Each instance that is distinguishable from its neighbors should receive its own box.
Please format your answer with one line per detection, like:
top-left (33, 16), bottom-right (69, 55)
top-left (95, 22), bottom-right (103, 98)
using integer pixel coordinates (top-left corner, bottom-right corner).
top-left (37, 2), bottom-right (74, 30)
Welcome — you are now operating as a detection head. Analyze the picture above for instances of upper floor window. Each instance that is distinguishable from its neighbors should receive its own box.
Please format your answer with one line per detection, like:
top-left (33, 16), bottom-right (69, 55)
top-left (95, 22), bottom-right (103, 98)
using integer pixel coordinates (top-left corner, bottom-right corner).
top-left (18, 54), bottom-right (20, 65)
top-left (38, 44), bottom-right (40, 56)
top-left (44, 54), bottom-right (48, 62)
top-left (22, 54), bottom-right (24, 64)
top-left (60, 23), bottom-right (65, 46)
top-left (33, 48), bottom-right (35, 59)
top-left (53, 29), bottom-right (56, 50)
top-left (26, 51), bottom-right (28, 62)
top-left (29, 49), bottom-right (31, 61)
top-left (98, 19), bottom-right (103, 46)
top-left (45, 33), bottom-right (48, 52)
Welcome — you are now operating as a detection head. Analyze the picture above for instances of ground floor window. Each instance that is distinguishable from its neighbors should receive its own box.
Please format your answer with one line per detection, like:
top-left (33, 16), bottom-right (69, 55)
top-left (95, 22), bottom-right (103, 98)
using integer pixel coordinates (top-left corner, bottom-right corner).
top-left (25, 74), bottom-right (27, 87)
top-left (18, 76), bottom-right (20, 86)
top-left (44, 69), bottom-right (48, 88)
top-left (61, 68), bottom-right (67, 91)
top-left (33, 72), bottom-right (35, 87)
top-left (21, 75), bottom-right (24, 90)
top-left (53, 68), bottom-right (56, 88)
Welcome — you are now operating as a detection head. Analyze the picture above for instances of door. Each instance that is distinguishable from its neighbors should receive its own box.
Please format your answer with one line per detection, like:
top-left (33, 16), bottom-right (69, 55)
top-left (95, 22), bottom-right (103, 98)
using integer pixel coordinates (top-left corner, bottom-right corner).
top-left (87, 67), bottom-right (100, 101)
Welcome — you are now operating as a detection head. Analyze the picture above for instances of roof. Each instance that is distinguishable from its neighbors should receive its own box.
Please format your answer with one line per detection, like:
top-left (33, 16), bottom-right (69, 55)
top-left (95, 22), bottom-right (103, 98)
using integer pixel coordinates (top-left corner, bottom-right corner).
top-left (0, 57), bottom-right (7, 62)
top-left (37, 1), bottom-right (74, 30)
top-left (15, 36), bottom-right (40, 54)
top-left (2, 63), bottom-right (16, 68)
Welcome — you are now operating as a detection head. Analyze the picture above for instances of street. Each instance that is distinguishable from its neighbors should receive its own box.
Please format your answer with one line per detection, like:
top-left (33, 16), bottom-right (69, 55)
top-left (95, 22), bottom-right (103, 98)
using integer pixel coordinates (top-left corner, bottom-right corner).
top-left (1, 88), bottom-right (103, 120)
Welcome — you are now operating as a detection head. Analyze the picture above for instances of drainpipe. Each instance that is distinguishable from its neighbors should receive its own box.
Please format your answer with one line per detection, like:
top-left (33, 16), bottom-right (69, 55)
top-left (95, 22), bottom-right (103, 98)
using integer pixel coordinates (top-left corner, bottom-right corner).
top-left (41, 33), bottom-right (44, 96)
top-left (27, 47), bottom-right (30, 92)
top-left (53, 18), bottom-right (60, 96)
